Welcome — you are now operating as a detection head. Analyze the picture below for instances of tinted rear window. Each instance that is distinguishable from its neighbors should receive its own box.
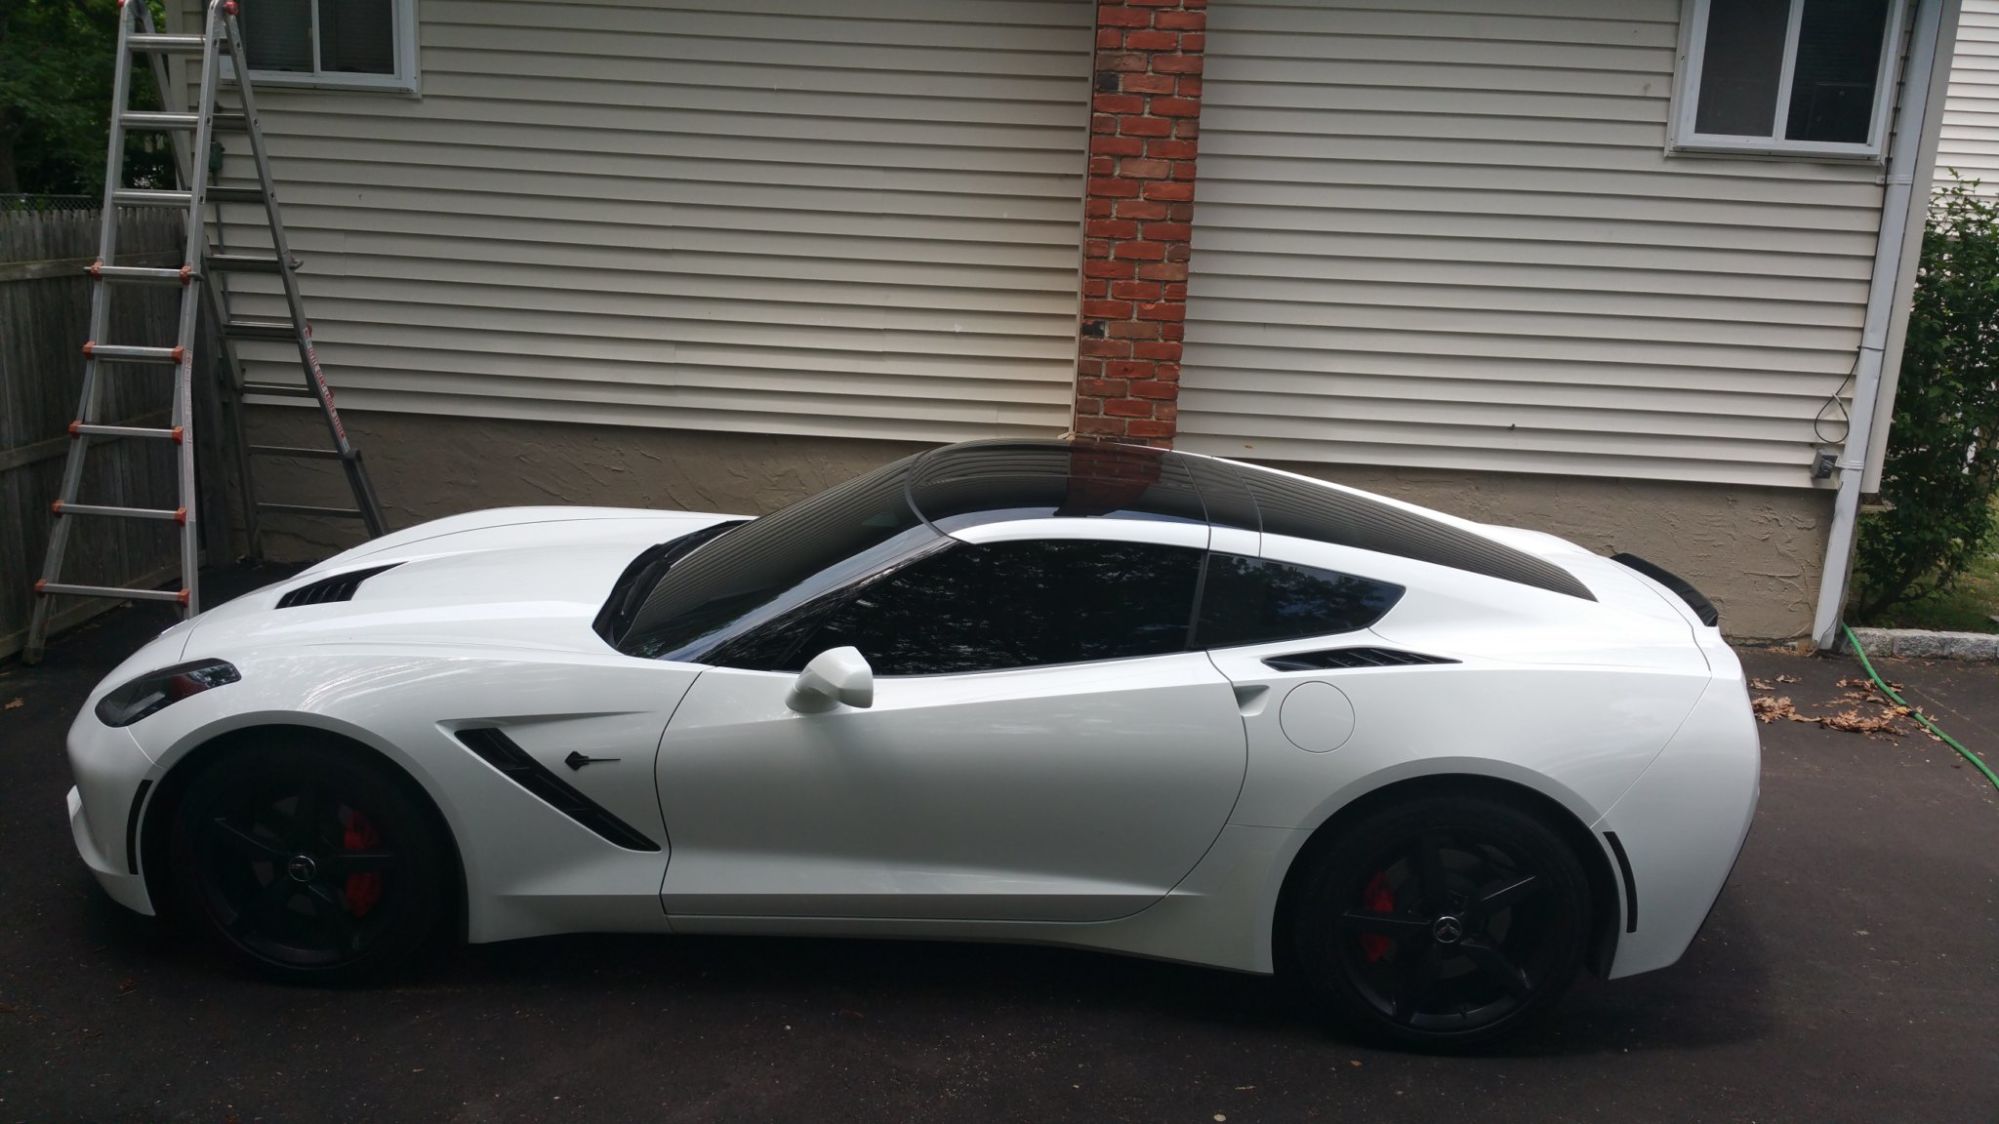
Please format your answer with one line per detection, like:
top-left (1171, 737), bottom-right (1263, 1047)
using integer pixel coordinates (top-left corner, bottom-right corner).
top-left (1193, 554), bottom-right (1404, 649)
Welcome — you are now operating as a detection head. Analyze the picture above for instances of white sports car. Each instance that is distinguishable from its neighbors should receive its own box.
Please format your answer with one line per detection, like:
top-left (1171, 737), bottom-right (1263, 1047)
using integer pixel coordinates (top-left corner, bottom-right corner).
top-left (66, 440), bottom-right (1757, 1047)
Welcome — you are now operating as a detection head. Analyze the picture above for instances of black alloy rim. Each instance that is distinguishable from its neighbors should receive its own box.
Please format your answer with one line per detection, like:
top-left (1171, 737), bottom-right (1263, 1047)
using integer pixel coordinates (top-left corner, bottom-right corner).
top-left (1333, 829), bottom-right (1557, 1032)
top-left (192, 781), bottom-right (399, 967)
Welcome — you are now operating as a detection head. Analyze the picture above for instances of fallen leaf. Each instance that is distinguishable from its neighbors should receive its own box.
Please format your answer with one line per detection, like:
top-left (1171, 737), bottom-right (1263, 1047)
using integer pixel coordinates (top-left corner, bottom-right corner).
top-left (3, 698), bottom-right (21, 711)
top-left (1748, 678), bottom-right (1774, 690)
top-left (1775, 674), bottom-right (1800, 683)
top-left (1752, 695), bottom-right (1797, 723)
top-left (115, 978), bottom-right (136, 994)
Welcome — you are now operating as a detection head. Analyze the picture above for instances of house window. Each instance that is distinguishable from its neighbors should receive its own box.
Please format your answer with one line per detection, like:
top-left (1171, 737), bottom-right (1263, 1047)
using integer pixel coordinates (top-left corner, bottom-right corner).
top-left (1670, 0), bottom-right (1905, 158)
top-left (235, 0), bottom-right (418, 93)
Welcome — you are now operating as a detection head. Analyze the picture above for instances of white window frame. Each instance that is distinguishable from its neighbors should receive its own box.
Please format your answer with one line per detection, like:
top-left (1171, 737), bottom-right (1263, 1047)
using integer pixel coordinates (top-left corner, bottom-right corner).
top-left (1668, 0), bottom-right (1908, 160)
top-left (222, 0), bottom-right (420, 96)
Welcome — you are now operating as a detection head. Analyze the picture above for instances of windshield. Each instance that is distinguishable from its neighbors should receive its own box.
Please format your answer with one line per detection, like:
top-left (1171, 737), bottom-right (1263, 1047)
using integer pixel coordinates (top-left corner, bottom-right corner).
top-left (615, 455), bottom-right (932, 659)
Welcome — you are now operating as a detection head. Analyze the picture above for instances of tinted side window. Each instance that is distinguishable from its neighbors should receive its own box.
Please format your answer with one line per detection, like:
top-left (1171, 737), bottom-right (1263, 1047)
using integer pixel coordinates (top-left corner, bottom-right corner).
top-left (807, 539), bottom-right (1204, 676)
top-left (1194, 554), bottom-right (1403, 649)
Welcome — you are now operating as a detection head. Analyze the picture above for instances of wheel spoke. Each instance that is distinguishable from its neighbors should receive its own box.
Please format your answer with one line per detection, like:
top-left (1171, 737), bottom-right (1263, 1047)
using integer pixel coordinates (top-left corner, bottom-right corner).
top-left (1390, 941), bottom-right (1444, 1024)
top-left (1416, 832), bottom-right (1452, 910)
top-left (1476, 874), bottom-right (1541, 916)
top-left (321, 850), bottom-right (397, 875)
top-left (210, 816), bottom-right (285, 861)
top-left (229, 874), bottom-right (296, 935)
top-left (1461, 937), bottom-right (1531, 997)
top-left (1339, 909), bottom-right (1432, 938)
top-left (303, 882), bottom-right (360, 953)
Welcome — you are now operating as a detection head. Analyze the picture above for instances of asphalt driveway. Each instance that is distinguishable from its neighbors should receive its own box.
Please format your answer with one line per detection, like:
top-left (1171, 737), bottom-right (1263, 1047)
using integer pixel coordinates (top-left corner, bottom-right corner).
top-left (1, 573), bottom-right (1995, 1123)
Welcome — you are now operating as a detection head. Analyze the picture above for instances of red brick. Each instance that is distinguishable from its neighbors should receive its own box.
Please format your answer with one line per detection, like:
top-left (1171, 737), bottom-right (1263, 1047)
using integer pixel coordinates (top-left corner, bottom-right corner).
top-left (1125, 419), bottom-right (1174, 439)
top-left (1165, 242), bottom-right (1192, 262)
top-left (1077, 359), bottom-right (1105, 378)
top-left (1150, 96), bottom-right (1199, 118)
top-left (1091, 113), bottom-right (1119, 134)
top-left (1147, 138), bottom-right (1197, 160)
top-left (1091, 134), bottom-right (1145, 157)
top-left (1088, 155), bottom-right (1115, 176)
top-left (1154, 10), bottom-right (1205, 29)
top-left (1132, 340), bottom-right (1182, 360)
top-left (1081, 336), bottom-right (1132, 357)
top-left (1113, 239), bottom-right (1166, 261)
top-left (1078, 377), bottom-right (1129, 397)
top-left (1179, 32), bottom-right (1206, 51)
top-left (1166, 202), bottom-right (1195, 221)
top-left (1160, 322), bottom-right (1185, 340)
top-left (1136, 302), bottom-right (1186, 322)
top-left (1143, 221), bottom-right (1191, 241)
top-left (1084, 197), bottom-right (1113, 219)
top-left (1127, 0), bottom-right (1185, 7)
top-left (1082, 299), bottom-right (1134, 319)
top-left (1118, 157), bottom-right (1172, 179)
top-left (1118, 114), bottom-right (1173, 137)
top-left (1093, 93), bottom-right (1144, 115)
top-left (1105, 398), bottom-right (1155, 418)
top-left (1083, 238), bottom-right (1110, 259)
top-left (1082, 259), bottom-right (1136, 279)
top-left (1156, 362), bottom-right (1181, 381)
top-left (1121, 73), bottom-right (1176, 95)
top-left (1152, 55), bottom-right (1204, 74)
top-left (1110, 279), bottom-right (1162, 300)
top-left (1156, 402), bottom-right (1179, 420)
top-left (1081, 277), bottom-right (1110, 299)
top-left (1085, 217), bottom-right (1138, 239)
top-left (1097, 6), bottom-right (1151, 27)
top-left (1164, 282), bottom-right (1187, 300)
top-left (1087, 176), bottom-right (1140, 198)
top-left (1143, 180), bottom-right (1195, 201)
top-left (1136, 260), bottom-right (1187, 281)
top-left (1171, 161), bottom-right (1197, 180)
top-left (1106, 360), bottom-right (1152, 379)
top-left (1114, 199), bottom-right (1170, 220)
top-left (1131, 379), bottom-right (1178, 400)
top-left (1175, 76), bottom-right (1204, 97)
top-left (1124, 29), bottom-right (1178, 50)
top-left (1074, 396), bottom-right (1102, 415)
top-left (1108, 319), bottom-right (1163, 338)
top-left (1101, 51), bottom-right (1148, 72)
top-left (1096, 27), bottom-right (1122, 49)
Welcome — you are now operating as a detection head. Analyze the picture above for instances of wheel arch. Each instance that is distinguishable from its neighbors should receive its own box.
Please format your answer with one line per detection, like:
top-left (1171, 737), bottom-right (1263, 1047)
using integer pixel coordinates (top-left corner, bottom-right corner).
top-left (1271, 772), bottom-right (1623, 979)
top-left (137, 722), bottom-right (469, 941)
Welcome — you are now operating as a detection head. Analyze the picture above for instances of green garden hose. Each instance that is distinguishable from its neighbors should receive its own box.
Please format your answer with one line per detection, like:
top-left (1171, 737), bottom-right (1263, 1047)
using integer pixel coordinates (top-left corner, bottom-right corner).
top-left (1842, 623), bottom-right (1999, 794)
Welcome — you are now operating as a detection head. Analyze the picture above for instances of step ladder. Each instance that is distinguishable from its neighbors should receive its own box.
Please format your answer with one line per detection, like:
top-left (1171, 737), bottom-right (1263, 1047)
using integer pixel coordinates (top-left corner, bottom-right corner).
top-left (25, 0), bottom-right (385, 663)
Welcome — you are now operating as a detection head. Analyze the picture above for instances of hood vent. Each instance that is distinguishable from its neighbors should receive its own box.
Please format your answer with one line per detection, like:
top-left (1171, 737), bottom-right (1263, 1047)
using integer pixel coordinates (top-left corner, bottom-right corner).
top-left (1262, 647), bottom-right (1459, 672)
top-left (276, 563), bottom-right (402, 609)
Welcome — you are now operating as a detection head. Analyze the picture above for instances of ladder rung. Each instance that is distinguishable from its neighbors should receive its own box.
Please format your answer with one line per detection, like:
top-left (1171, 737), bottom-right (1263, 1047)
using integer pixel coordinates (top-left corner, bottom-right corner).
top-left (128, 33), bottom-right (206, 53)
top-left (240, 381), bottom-right (318, 399)
top-left (83, 342), bottom-right (184, 364)
top-left (258, 503), bottom-right (366, 519)
top-left (249, 445), bottom-right (343, 460)
top-left (89, 262), bottom-right (191, 285)
top-left (207, 186), bottom-right (266, 205)
top-left (35, 581), bottom-right (188, 605)
top-left (112, 188), bottom-right (192, 208)
top-left (208, 252), bottom-right (291, 274)
top-left (224, 318), bottom-right (298, 341)
top-left (51, 502), bottom-right (186, 523)
top-left (71, 422), bottom-right (182, 442)
top-left (120, 111), bottom-right (200, 130)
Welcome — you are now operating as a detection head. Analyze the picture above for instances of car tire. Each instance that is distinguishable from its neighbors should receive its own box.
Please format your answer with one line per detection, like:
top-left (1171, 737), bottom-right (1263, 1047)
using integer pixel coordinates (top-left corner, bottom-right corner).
top-left (1286, 791), bottom-right (1591, 1050)
top-left (166, 737), bottom-right (451, 984)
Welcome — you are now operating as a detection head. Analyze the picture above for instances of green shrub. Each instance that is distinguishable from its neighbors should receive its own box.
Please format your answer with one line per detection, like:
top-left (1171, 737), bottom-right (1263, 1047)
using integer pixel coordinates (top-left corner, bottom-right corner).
top-left (1853, 177), bottom-right (1999, 619)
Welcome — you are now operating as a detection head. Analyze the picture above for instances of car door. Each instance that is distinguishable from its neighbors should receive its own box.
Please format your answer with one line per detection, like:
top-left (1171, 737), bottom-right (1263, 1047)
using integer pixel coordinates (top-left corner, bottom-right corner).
top-left (655, 527), bottom-right (1249, 923)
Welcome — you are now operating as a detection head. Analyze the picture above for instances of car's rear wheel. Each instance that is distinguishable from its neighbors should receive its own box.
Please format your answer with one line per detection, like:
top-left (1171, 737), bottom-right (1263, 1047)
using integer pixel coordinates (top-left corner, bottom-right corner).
top-left (1286, 792), bottom-right (1591, 1049)
top-left (166, 738), bottom-right (449, 983)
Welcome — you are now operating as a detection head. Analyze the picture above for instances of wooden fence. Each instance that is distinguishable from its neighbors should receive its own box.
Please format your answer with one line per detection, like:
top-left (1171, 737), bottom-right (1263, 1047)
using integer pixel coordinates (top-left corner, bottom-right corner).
top-left (0, 202), bottom-right (224, 660)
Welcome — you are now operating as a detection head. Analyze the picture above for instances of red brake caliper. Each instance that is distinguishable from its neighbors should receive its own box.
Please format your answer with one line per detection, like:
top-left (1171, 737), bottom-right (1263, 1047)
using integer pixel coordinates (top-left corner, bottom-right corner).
top-left (341, 810), bottom-right (383, 918)
top-left (1359, 871), bottom-right (1396, 963)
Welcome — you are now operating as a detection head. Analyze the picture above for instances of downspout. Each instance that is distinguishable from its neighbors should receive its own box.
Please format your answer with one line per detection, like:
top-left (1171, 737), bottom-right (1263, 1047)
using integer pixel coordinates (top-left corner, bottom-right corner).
top-left (1809, 0), bottom-right (1952, 649)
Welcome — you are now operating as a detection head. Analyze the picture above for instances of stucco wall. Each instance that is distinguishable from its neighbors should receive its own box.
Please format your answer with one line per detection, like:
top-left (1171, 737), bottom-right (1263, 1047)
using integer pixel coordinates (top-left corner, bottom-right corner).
top-left (238, 409), bottom-right (1827, 641)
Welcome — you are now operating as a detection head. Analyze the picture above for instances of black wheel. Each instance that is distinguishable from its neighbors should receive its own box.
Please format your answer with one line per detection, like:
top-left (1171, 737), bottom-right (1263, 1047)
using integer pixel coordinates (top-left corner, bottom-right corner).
top-left (166, 738), bottom-right (450, 983)
top-left (1286, 792), bottom-right (1591, 1049)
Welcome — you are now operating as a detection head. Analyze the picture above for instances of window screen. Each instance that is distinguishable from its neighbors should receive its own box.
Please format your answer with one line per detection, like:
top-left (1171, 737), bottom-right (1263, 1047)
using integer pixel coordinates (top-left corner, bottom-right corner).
top-left (241, 0), bottom-right (313, 71)
top-left (800, 539), bottom-right (1204, 676)
top-left (1680, 0), bottom-right (1897, 152)
top-left (1193, 554), bottom-right (1404, 650)
top-left (241, 0), bottom-right (399, 77)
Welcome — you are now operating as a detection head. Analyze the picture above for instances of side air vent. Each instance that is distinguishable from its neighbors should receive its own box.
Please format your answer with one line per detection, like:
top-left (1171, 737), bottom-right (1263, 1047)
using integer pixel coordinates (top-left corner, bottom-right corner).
top-left (454, 727), bottom-right (661, 852)
top-left (1262, 647), bottom-right (1460, 672)
top-left (276, 563), bottom-right (401, 608)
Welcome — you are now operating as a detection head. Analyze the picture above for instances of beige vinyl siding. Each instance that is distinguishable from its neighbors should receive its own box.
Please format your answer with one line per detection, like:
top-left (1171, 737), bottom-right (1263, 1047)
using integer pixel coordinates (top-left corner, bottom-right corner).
top-left (180, 0), bottom-right (1090, 442)
top-left (1938, 0), bottom-right (1999, 190)
top-left (1176, 0), bottom-right (1895, 488)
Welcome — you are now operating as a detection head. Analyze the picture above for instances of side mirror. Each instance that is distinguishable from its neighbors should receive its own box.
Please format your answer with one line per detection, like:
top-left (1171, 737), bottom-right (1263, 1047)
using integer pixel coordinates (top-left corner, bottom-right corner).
top-left (785, 646), bottom-right (874, 713)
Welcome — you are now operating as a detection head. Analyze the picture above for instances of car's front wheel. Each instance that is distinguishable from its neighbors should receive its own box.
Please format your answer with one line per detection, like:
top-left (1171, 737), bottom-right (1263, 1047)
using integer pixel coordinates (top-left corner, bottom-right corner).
top-left (1286, 791), bottom-right (1592, 1049)
top-left (166, 737), bottom-right (451, 983)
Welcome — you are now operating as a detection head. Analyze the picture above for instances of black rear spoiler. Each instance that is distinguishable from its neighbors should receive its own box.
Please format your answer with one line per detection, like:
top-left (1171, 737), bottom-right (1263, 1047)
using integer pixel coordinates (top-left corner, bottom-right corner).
top-left (1610, 553), bottom-right (1719, 628)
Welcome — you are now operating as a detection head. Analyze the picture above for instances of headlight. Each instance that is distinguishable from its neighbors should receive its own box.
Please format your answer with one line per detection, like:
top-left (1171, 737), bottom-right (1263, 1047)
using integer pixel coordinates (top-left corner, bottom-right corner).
top-left (94, 660), bottom-right (240, 728)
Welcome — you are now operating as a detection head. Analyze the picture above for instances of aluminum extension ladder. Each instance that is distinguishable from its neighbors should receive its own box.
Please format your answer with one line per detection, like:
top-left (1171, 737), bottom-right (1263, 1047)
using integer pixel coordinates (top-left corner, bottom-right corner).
top-left (25, 0), bottom-right (384, 663)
